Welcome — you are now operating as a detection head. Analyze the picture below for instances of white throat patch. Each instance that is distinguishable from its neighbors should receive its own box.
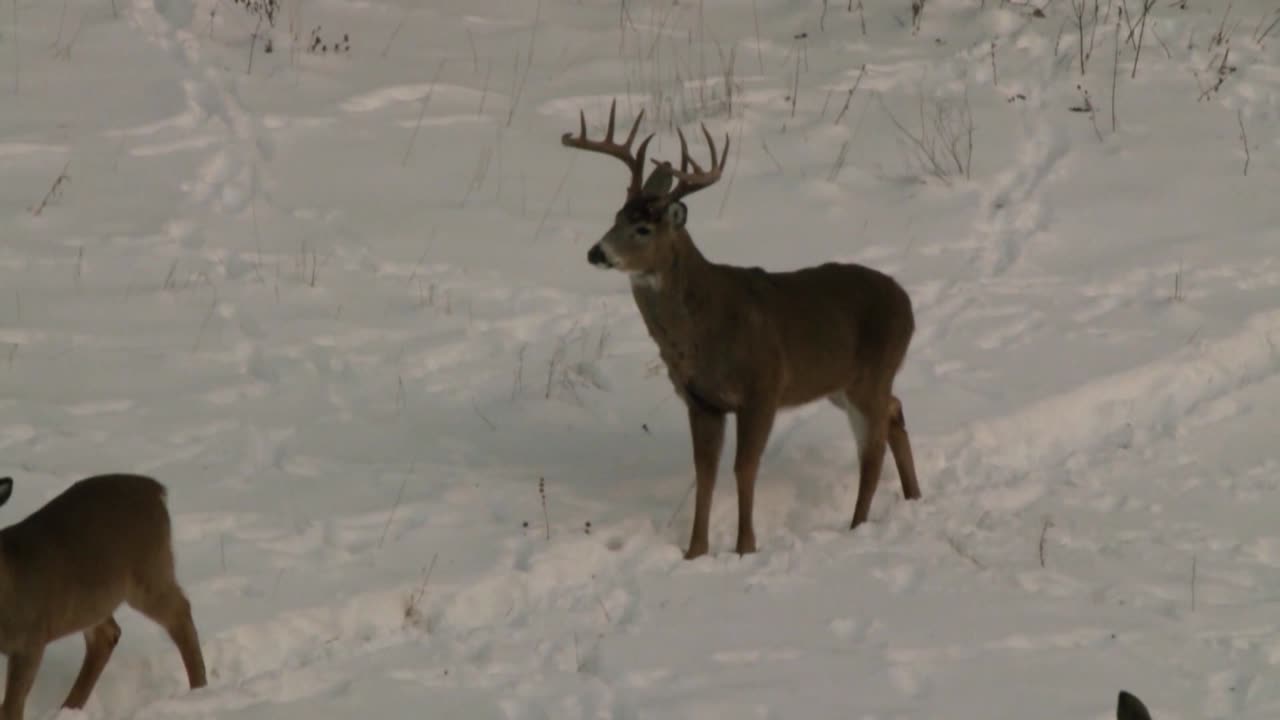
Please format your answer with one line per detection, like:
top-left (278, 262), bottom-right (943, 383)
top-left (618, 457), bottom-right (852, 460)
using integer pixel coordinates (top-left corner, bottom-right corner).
top-left (630, 272), bottom-right (662, 290)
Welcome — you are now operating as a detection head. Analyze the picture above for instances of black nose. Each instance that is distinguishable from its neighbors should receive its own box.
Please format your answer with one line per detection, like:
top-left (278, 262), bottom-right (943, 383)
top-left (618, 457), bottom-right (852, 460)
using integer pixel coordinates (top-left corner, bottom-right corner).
top-left (587, 244), bottom-right (611, 268)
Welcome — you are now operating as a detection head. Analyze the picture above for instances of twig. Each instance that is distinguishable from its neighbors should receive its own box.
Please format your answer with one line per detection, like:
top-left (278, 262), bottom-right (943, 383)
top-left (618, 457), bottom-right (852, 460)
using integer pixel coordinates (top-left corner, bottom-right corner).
top-left (1039, 516), bottom-right (1054, 568)
top-left (1111, 18), bottom-right (1120, 132)
top-left (405, 552), bottom-right (439, 620)
top-left (761, 138), bottom-right (784, 173)
top-left (990, 40), bottom-right (999, 87)
top-left (1150, 21), bottom-right (1172, 59)
top-left (717, 121), bottom-right (743, 219)
top-left (378, 468), bottom-right (412, 549)
top-left (1073, 0), bottom-right (1088, 75)
top-left (827, 141), bottom-right (850, 182)
top-left (466, 29), bottom-right (479, 72)
top-left (962, 86), bottom-right (973, 180)
top-left (539, 476), bottom-right (550, 541)
top-left (402, 59), bottom-right (447, 166)
top-left (751, 0), bottom-right (764, 73)
top-left (511, 344), bottom-right (527, 400)
top-left (834, 64), bottom-right (867, 125)
top-left (505, 0), bottom-right (542, 128)
top-left (52, 0), bottom-right (70, 53)
top-left (1190, 554), bottom-right (1197, 611)
top-left (789, 50), bottom-right (801, 118)
top-left (1130, 0), bottom-right (1154, 79)
top-left (666, 480), bottom-right (695, 529)
top-left (30, 161), bottom-right (71, 216)
top-left (946, 534), bottom-right (985, 569)
top-left (1237, 108), bottom-right (1249, 176)
top-left (380, 9), bottom-right (409, 57)
top-left (247, 15), bottom-right (264, 74)
top-left (471, 400), bottom-right (496, 430)
top-left (532, 157), bottom-right (573, 242)
top-left (11, 0), bottom-right (19, 93)
top-left (1211, 2), bottom-right (1234, 48)
top-left (192, 285), bottom-right (219, 352)
top-left (1255, 12), bottom-right (1280, 45)
top-left (594, 592), bottom-right (613, 624)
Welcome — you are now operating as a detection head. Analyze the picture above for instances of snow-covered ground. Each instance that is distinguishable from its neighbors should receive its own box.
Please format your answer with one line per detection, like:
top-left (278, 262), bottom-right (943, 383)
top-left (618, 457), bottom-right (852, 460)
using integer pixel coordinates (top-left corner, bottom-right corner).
top-left (2, 0), bottom-right (1279, 717)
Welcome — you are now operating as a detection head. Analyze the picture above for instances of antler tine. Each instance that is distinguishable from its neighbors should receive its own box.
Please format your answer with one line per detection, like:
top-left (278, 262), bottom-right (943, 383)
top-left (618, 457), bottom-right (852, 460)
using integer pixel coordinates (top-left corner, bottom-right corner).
top-left (629, 132), bottom-right (655, 197)
top-left (624, 108), bottom-right (645, 148)
top-left (604, 99), bottom-right (617, 142)
top-left (662, 122), bottom-right (729, 205)
top-left (561, 99), bottom-right (652, 199)
top-left (676, 128), bottom-right (693, 174)
top-left (700, 123), bottom-right (721, 171)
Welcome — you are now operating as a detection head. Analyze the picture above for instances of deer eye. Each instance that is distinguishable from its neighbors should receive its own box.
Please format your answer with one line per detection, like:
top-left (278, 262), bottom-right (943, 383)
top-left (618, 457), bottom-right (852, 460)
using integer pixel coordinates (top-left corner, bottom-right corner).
top-left (635, 226), bottom-right (652, 236)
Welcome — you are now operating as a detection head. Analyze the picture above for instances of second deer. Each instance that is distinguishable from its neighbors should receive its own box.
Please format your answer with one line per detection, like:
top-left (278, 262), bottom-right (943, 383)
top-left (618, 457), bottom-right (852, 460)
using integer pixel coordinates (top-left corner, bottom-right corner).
top-left (0, 474), bottom-right (207, 720)
top-left (563, 100), bottom-right (922, 559)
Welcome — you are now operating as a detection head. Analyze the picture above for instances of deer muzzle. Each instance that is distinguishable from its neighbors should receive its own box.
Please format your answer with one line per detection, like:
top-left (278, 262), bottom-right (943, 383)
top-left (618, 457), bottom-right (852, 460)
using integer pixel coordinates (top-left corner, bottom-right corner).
top-left (587, 243), bottom-right (613, 269)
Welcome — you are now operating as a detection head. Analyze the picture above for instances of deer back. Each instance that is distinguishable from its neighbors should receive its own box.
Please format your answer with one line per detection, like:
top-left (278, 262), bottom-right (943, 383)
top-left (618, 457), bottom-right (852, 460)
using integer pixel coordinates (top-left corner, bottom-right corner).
top-left (0, 474), bottom-right (177, 648)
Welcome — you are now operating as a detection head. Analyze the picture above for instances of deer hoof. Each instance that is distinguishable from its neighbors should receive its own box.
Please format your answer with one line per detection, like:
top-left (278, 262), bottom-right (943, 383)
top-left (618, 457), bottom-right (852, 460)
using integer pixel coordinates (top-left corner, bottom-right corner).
top-left (684, 542), bottom-right (709, 560)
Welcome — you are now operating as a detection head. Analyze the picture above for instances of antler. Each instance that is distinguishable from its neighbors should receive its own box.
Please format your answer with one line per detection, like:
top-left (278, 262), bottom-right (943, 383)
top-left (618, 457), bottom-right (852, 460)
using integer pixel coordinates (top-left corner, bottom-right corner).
top-left (561, 99), bottom-right (654, 200)
top-left (650, 123), bottom-right (730, 206)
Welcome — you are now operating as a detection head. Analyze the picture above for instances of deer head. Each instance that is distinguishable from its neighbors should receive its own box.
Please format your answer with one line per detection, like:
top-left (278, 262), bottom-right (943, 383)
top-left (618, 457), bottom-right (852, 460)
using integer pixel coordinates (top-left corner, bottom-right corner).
top-left (562, 100), bottom-right (729, 277)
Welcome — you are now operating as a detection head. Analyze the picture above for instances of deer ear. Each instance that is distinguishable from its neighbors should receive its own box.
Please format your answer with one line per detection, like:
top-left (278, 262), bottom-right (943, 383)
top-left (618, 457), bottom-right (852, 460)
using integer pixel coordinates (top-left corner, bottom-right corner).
top-left (666, 201), bottom-right (688, 229)
top-left (644, 160), bottom-right (675, 196)
top-left (0, 477), bottom-right (12, 507)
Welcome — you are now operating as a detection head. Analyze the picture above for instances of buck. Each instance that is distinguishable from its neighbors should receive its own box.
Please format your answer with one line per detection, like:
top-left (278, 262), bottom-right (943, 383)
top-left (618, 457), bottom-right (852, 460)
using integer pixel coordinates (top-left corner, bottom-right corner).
top-left (563, 100), bottom-right (922, 559)
top-left (0, 474), bottom-right (207, 720)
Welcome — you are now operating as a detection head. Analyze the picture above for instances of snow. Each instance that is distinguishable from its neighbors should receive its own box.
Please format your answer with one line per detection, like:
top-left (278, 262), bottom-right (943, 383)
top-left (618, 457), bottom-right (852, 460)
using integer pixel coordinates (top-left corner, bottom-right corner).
top-left (2, 0), bottom-right (1279, 718)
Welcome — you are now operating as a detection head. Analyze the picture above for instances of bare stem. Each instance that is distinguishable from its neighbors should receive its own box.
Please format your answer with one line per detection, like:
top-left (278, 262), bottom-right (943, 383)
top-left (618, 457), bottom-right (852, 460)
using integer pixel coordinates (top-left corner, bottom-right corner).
top-left (402, 60), bottom-right (448, 166)
top-left (1111, 19), bottom-right (1120, 132)
top-left (1237, 108), bottom-right (1250, 176)
top-left (1039, 517), bottom-right (1054, 568)
top-left (834, 64), bottom-right (867, 125)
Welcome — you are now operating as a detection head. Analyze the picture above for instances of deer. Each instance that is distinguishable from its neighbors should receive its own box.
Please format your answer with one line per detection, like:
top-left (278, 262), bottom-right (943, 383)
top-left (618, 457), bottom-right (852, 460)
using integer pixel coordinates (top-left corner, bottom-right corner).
top-left (562, 100), bottom-right (922, 560)
top-left (1117, 691), bottom-right (1152, 720)
top-left (0, 473), bottom-right (207, 720)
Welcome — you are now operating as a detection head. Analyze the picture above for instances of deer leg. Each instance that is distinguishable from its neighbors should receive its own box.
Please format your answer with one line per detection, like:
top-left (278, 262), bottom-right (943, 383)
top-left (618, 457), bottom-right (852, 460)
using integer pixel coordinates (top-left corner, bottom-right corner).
top-left (2, 646), bottom-right (44, 720)
top-left (62, 617), bottom-right (122, 709)
top-left (127, 584), bottom-right (208, 690)
top-left (887, 394), bottom-right (922, 500)
top-left (840, 400), bottom-right (869, 461)
top-left (732, 403), bottom-right (778, 556)
top-left (849, 392), bottom-right (890, 530)
top-left (685, 404), bottom-right (726, 560)
top-left (63, 620), bottom-right (119, 708)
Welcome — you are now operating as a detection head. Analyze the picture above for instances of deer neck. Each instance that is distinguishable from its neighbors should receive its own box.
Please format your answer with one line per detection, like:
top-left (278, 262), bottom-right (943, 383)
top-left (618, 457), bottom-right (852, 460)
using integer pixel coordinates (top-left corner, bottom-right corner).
top-left (630, 229), bottom-right (711, 307)
top-left (629, 230), bottom-right (722, 382)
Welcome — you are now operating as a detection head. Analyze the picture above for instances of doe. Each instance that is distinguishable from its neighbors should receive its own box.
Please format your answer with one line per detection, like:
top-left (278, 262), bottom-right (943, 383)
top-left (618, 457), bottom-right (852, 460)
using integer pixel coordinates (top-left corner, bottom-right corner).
top-left (0, 474), bottom-right (207, 720)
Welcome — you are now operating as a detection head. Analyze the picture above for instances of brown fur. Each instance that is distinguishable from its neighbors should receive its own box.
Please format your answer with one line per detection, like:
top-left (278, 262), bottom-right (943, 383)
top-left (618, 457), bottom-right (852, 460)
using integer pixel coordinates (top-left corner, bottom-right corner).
top-left (0, 474), bottom-right (207, 720)
top-left (565, 102), bottom-right (922, 559)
